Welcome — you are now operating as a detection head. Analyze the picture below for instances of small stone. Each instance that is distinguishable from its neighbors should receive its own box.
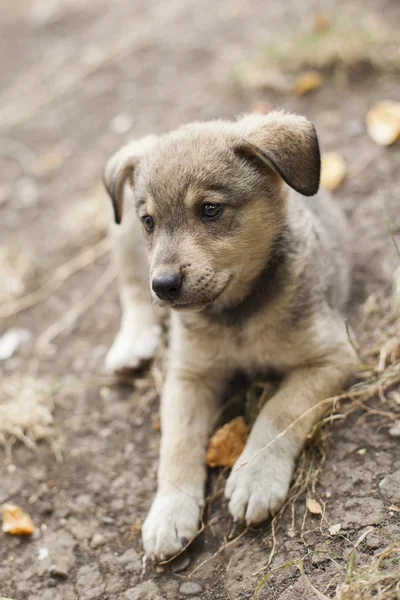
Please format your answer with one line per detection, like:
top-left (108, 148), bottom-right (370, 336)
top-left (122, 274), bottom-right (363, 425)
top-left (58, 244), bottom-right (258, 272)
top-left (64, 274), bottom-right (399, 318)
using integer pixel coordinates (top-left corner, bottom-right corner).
top-left (155, 565), bottom-right (165, 573)
top-left (365, 530), bottom-right (383, 550)
top-left (179, 582), bottom-right (202, 595)
top-left (49, 565), bottom-right (69, 579)
top-left (171, 553), bottom-right (191, 573)
top-left (47, 578), bottom-right (57, 587)
top-left (389, 421), bottom-right (400, 438)
top-left (110, 113), bottom-right (133, 135)
top-left (90, 533), bottom-right (106, 549)
top-left (101, 516), bottom-right (115, 525)
top-left (379, 472), bottom-right (400, 503)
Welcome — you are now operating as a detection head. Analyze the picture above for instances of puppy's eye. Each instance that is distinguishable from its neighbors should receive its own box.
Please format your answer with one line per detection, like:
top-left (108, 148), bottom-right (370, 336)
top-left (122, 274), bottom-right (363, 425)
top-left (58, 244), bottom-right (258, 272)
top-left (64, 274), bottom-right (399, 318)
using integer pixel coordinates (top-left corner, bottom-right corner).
top-left (201, 203), bottom-right (223, 221)
top-left (142, 215), bottom-right (154, 232)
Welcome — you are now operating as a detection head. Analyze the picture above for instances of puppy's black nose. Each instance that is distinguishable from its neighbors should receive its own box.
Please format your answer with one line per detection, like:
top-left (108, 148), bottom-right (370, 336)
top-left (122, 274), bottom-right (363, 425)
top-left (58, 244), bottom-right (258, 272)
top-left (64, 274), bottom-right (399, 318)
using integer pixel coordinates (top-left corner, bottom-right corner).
top-left (152, 272), bottom-right (183, 300)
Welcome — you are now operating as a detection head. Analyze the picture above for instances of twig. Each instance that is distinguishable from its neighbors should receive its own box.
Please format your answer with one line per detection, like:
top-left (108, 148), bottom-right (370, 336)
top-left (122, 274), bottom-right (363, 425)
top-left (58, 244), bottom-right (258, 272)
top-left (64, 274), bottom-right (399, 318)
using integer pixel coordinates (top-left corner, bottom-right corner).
top-left (345, 318), bottom-right (360, 357)
top-left (0, 238), bottom-right (110, 320)
top-left (298, 559), bottom-right (330, 599)
top-left (36, 263), bottom-right (116, 350)
top-left (189, 527), bottom-right (249, 577)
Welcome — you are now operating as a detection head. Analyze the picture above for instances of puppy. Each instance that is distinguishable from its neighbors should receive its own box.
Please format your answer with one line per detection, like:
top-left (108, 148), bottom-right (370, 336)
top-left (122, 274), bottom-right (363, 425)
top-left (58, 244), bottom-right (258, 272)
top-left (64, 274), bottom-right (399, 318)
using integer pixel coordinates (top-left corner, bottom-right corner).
top-left (103, 111), bottom-right (356, 560)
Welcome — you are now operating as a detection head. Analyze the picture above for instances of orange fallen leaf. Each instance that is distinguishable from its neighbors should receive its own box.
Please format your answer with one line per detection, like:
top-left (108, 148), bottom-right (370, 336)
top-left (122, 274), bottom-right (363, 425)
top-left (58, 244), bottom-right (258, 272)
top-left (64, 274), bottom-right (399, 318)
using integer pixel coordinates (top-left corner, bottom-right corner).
top-left (321, 152), bottom-right (347, 190)
top-left (292, 71), bottom-right (323, 96)
top-left (1, 504), bottom-right (34, 535)
top-left (366, 100), bottom-right (400, 146)
top-left (313, 11), bottom-right (332, 31)
top-left (151, 417), bottom-right (161, 431)
top-left (206, 416), bottom-right (248, 468)
top-left (306, 497), bottom-right (322, 515)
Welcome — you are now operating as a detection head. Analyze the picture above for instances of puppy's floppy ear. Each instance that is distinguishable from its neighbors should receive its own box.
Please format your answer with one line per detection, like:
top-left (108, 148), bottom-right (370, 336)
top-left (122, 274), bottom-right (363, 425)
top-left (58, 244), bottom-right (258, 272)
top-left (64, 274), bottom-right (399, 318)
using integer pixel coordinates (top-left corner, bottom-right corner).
top-left (236, 110), bottom-right (321, 196)
top-left (103, 135), bottom-right (158, 224)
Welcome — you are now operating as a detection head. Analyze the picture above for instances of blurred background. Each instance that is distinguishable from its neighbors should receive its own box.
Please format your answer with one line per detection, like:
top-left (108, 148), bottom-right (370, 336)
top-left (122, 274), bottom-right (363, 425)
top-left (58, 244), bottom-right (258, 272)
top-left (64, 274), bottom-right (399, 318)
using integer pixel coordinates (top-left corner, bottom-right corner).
top-left (0, 1), bottom-right (399, 599)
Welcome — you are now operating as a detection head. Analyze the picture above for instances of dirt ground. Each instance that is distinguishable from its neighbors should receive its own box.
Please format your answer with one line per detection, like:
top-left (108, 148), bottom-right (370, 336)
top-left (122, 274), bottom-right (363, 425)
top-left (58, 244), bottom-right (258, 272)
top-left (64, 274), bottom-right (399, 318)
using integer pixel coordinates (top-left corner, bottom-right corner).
top-left (0, 1), bottom-right (400, 599)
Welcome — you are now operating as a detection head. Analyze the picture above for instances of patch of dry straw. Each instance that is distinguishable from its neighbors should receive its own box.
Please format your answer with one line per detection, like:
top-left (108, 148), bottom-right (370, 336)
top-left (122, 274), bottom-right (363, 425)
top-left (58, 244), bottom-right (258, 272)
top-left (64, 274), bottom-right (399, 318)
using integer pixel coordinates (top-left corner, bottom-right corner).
top-left (335, 545), bottom-right (400, 600)
top-left (0, 376), bottom-right (59, 461)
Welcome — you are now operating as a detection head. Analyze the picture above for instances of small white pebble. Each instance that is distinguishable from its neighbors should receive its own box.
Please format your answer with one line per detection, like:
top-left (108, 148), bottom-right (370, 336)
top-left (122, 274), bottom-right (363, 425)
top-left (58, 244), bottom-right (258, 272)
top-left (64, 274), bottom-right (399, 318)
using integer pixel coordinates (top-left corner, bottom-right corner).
top-left (90, 533), bottom-right (106, 549)
top-left (110, 113), bottom-right (133, 135)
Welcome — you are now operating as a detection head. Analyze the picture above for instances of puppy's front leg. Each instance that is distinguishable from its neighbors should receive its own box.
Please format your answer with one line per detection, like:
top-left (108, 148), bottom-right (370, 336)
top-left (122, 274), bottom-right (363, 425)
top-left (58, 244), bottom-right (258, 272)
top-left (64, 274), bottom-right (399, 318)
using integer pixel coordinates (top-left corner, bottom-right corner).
top-left (226, 344), bottom-right (355, 524)
top-left (142, 365), bottom-right (226, 560)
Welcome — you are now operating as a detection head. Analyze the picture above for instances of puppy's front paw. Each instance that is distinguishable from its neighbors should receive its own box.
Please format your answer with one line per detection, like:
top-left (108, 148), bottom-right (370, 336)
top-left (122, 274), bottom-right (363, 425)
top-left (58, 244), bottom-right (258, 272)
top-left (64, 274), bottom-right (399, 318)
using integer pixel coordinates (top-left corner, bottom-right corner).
top-left (225, 441), bottom-right (294, 525)
top-left (142, 492), bottom-right (203, 560)
top-left (105, 322), bottom-right (161, 373)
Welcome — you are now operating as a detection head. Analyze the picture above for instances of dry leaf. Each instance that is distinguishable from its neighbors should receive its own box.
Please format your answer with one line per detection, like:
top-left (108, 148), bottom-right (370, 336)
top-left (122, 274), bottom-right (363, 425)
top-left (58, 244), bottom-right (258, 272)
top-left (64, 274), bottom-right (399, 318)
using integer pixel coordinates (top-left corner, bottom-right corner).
top-left (151, 417), bottom-right (160, 431)
top-left (1, 504), bottom-right (34, 535)
top-left (292, 71), bottom-right (323, 96)
top-left (306, 497), bottom-right (322, 515)
top-left (321, 152), bottom-right (347, 190)
top-left (366, 100), bottom-right (400, 146)
top-left (313, 11), bottom-right (332, 31)
top-left (389, 504), bottom-right (400, 512)
top-left (328, 523), bottom-right (342, 535)
top-left (206, 416), bottom-right (248, 468)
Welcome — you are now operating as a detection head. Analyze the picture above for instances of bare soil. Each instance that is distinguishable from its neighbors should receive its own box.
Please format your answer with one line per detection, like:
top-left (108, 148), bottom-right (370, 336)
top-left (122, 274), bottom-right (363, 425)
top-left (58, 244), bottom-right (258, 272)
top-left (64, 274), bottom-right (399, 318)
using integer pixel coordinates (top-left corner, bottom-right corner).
top-left (0, 1), bottom-right (399, 599)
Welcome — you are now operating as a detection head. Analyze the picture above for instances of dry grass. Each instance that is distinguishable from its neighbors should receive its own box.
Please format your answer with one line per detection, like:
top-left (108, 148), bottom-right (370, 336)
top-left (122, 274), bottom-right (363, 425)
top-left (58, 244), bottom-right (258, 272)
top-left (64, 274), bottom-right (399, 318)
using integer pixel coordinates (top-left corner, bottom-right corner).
top-left (335, 545), bottom-right (400, 600)
top-left (249, 283), bottom-right (399, 597)
top-left (0, 376), bottom-right (58, 461)
top-left (237, 9), bottom-right (400, 91)
top-left (0, 246), bottom-right (38, 305)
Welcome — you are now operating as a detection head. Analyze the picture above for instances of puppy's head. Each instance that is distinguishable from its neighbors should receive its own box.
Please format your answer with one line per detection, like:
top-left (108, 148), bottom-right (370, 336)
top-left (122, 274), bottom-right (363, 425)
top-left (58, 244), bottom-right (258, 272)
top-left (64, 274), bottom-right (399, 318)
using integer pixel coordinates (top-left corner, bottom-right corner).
top-left (104, 111), bottom-right (320, 312)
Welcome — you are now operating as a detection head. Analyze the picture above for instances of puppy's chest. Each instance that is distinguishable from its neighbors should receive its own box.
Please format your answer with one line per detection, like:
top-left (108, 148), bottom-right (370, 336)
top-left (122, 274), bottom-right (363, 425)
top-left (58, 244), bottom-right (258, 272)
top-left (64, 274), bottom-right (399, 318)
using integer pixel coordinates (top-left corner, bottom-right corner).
top-left (217, 320), bottom-right (289, 373)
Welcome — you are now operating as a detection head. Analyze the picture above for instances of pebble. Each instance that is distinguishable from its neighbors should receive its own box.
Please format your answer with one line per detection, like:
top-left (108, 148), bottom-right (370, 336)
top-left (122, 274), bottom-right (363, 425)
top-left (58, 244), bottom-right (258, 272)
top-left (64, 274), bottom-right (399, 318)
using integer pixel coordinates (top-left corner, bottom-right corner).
top-left (47, 578), bottom-right (58, 587)
top-left (170, 554), bottom-right (191, 573)
top-left (110, 113), bottom-right (133, 135)
top-left (389, 421), bottom-right (400, 438)
top-left (90, 533), bottom-right (106, 549)
top-left (379, 472), bottom-right (400, 502)
top-left (49, 565), bottom-right (69, 579)
top-left (0, 328), bottom-right (32, 360)
top-left (101, 516), bottom-right (115, 525)
top-left (179, 582), bottom-right (202, 595)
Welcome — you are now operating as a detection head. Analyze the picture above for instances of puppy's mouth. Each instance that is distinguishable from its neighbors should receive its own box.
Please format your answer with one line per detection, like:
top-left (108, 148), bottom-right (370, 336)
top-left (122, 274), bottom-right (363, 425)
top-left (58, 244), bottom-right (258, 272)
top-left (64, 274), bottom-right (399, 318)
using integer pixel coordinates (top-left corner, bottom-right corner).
top-left (154, 276), bottom-right (232, 312)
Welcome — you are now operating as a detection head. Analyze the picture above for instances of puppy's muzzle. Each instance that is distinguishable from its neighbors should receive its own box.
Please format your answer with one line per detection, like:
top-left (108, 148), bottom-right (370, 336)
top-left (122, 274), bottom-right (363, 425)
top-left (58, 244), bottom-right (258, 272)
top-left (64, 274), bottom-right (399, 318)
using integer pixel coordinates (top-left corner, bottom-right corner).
top-left (152, 272), bottom-right (183, 301)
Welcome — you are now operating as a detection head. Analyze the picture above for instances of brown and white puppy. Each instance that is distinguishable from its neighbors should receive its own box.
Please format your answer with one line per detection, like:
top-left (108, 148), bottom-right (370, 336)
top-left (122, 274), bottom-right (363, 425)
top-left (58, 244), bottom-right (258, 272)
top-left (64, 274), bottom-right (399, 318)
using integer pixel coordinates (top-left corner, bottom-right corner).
top-left (103, 111), bottom-right (356, 560)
